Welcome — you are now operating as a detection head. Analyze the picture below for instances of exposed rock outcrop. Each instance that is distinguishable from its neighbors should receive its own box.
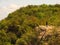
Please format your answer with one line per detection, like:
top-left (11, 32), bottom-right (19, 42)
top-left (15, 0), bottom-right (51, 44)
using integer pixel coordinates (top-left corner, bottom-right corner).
top-left (35, 25), bottom-right (55, 39)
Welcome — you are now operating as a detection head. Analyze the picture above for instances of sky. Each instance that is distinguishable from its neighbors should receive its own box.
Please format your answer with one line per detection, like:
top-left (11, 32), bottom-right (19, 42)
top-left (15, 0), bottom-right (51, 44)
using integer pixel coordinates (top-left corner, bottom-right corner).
top-left (0, 0), bottom-right (60, 20)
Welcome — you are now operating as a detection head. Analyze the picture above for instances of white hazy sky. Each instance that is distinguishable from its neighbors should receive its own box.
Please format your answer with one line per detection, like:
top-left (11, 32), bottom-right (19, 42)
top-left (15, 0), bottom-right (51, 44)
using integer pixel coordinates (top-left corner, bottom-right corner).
top-left (0, 0), bottom-right (60, 20)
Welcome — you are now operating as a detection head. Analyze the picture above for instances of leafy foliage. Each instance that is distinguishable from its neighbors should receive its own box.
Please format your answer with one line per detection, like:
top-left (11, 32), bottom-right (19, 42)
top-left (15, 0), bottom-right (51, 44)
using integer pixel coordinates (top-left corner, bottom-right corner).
top-left (0, 4), bottom-right (60, 45)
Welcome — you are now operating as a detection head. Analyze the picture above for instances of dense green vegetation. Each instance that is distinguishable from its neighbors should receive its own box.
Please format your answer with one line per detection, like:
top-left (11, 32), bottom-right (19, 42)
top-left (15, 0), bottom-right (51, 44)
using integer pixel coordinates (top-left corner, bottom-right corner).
top-left (0, 4), bottom-right (60, 45)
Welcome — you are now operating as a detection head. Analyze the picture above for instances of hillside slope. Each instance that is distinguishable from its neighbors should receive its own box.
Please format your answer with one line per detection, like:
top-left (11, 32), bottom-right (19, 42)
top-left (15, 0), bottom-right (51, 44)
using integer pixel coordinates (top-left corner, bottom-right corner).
top-left (0, 4), bottom-right (60, 45)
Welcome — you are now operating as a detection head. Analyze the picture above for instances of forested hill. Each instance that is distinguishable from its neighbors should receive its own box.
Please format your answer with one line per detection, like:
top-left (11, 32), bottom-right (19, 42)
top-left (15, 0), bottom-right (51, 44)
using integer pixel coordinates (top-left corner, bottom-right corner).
top-left (1, 4), bottom-right (60, 26)
top-left (0, 4), bottom-right (60, 45)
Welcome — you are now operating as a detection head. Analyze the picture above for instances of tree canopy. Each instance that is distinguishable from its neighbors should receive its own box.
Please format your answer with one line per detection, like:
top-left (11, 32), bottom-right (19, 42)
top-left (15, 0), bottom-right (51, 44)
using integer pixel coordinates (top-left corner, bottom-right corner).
top-left (0, 4), bottom-right (60, 45)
